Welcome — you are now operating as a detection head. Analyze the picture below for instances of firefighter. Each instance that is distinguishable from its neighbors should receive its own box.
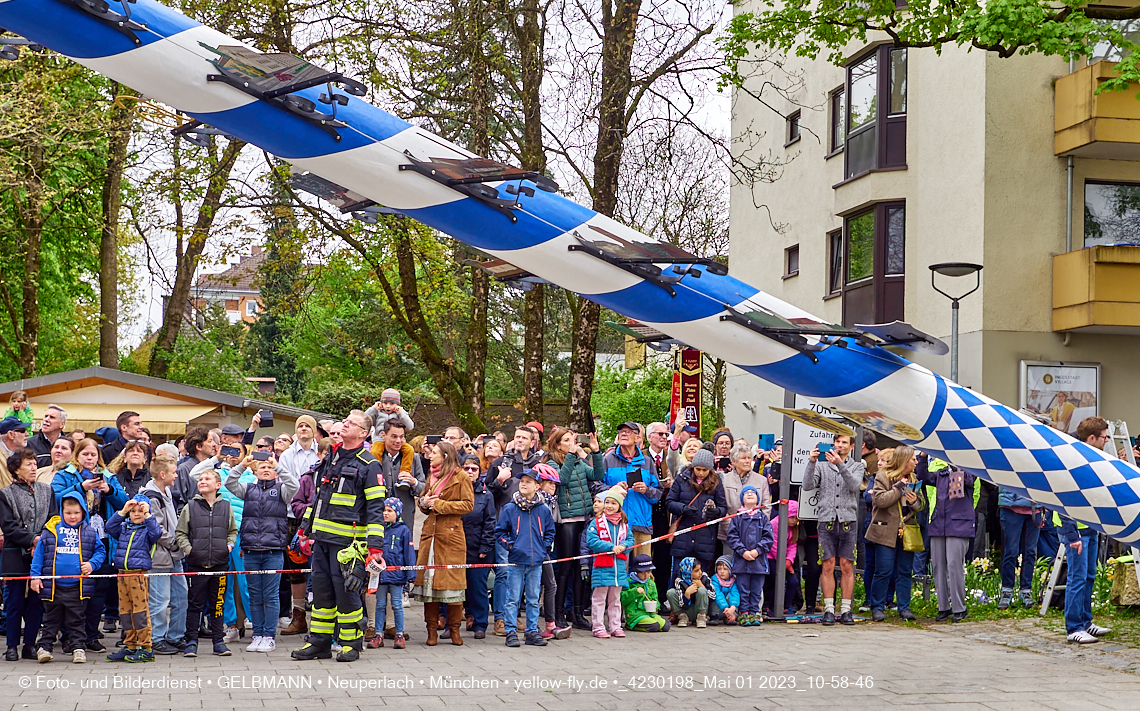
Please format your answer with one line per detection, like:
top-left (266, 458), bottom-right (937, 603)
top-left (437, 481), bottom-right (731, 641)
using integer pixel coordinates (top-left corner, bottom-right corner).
top-left (292, 410), bottom-right (386, 662)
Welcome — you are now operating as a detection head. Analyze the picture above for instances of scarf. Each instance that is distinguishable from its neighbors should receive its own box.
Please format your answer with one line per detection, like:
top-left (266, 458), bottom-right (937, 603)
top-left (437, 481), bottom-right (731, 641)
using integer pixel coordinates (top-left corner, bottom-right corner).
top-left (604, 511), bottom-right (622, 525)
top-left (513, 490), bottom-right (542, 511)
top-left (678, 556), bottom-right (696, 585)
top-left (716, 571), bottom-right (736, 589)
top-left (593, 513), bottom-right (628, 567)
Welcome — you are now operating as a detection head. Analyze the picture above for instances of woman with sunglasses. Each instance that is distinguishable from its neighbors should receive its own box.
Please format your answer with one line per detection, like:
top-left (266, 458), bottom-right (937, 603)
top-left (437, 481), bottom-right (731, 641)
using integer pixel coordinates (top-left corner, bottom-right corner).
top-left (459, 454), bottom-right (495, 638)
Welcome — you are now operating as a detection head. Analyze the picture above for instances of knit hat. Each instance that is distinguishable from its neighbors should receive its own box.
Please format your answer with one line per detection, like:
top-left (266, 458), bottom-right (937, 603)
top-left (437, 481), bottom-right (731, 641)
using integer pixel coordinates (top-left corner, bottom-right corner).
top-left (381, 388), bottom-right (401, 403)
top-left (691, 448), bottom-right (714, 471)
top-left (604, 485), bottom-right (626, 507)
top-left (740, 485), bottom-right (760, 507)
top-left (383, 497), bottom-right (403, 518)
top-left (131, 493), bottom-right (150, 505)
top-left (714, 555), bottom-right (733, 573)
top-left (295, 414), bottom-right (318, 435)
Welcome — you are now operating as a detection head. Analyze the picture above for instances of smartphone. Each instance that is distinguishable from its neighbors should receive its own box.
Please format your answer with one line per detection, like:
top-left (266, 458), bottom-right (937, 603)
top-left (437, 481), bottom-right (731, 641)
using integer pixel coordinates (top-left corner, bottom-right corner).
top-left (426, 435), bottom-right (442, 445)
top-left (220, 445), bottom-right (240, 458)
top-left (252, 450), bottom-right (271, 461)
top-left (816, 442), bottom-right (833, 454)
top-left (757, 434), bottom-right (775, 451)
top-left (259, 409), bottom-right (273, 427)
top-left (626, 470), bottom-right (643, 488)
top-left (577, 434), bottom-right (591, 446)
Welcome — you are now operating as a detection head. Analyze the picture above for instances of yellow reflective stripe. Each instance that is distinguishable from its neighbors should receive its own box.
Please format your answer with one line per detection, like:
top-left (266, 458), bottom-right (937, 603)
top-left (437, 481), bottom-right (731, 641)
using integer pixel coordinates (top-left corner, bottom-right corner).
top-left (303, 506), bottom-right (313, 521)
top-left (330, 493), bottom-right (357, 506)
top-left (338, 608), bottom-right (363, 623)
top-left (311, 606), bottom-right (336, 619)
top-left (312, 519), bottom-right (358, 537)
top-left (367, 524), bottom-right (385, 539)
top-left (310, 620), bottom-right (335, 633)
top-left (364, 486), bottom-right (385, 501)
top-left (339, 629), bottom-right (362, 642)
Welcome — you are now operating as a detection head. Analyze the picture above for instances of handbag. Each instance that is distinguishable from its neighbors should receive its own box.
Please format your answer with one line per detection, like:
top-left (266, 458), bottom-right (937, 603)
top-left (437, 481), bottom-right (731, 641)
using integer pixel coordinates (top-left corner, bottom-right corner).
top-left (899, 499), bottom-right (924, 553)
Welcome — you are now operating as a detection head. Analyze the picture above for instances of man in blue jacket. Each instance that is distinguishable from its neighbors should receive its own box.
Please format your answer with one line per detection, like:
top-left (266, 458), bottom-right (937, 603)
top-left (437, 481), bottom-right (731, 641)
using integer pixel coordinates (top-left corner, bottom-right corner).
top-left (1059, 417), bottom-right (1114, 644)
top-left (602, 422), bottom-right (662, 556)
top-left (494, 468), bottom-right (555, 649)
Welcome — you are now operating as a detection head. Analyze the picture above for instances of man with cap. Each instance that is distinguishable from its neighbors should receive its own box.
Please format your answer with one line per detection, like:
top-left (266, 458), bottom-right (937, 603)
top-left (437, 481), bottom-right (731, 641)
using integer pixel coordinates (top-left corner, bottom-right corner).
top-left (365, 389), bottom-right (414, 442)
top-left (622, 554), bottom-right (670, 632)
top-left (0, 417), bottom-right (28, 460)
top-left (277, 414), bottom-right (322, 634)
top-left (603, 421), bottom-right (662, 557)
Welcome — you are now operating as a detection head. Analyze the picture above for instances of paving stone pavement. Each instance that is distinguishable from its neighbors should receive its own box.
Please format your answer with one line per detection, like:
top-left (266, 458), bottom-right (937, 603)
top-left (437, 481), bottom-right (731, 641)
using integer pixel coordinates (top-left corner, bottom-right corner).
top-left (2, 620), bottom-right (1138, 711)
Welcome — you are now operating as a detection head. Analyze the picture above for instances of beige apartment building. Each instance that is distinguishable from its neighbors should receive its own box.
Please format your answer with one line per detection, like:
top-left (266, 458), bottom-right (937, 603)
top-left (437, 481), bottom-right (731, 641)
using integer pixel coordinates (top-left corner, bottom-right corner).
top-left (725, 27), bottom-right (1140, 440)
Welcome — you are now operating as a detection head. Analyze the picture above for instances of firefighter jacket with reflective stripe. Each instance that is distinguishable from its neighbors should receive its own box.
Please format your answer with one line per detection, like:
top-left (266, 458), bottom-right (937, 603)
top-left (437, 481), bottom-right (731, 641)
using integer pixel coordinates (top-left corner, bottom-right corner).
top-left (304, 443), bottom-right (386, 550)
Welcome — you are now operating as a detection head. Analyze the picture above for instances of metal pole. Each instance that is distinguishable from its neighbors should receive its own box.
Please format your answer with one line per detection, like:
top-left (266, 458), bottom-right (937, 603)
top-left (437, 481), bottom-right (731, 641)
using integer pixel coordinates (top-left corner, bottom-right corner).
top-left (771, 388), bottom-right (796, 620)
top-left (950, 298), bottom-right (960, 383)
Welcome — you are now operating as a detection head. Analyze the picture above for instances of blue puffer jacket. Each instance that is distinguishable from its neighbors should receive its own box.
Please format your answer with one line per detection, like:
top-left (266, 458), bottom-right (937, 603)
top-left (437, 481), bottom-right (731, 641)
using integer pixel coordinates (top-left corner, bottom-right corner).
top-left (727, 509), bottom-right (776, 575)
top-left (30, 494), bottom-right (106, 601)
top-left (461, 475), bottom-right (496, 564)
top-left (105, 511), bottom-right (162, 571)
top-left (378, 520), bottom-right (416, 585)
top-left (998, 486), bottom-right (1037, 509)
top-left (494, 496), bottom-right (555, 567)
top-left (587, 515), bottom-right (634, 589)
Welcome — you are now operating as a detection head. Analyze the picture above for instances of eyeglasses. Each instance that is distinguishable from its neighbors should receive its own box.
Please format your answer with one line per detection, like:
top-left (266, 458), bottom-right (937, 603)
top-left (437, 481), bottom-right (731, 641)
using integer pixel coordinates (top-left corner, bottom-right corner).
top-left (257, 444), bottom-right (272, 450)
top-left (462, 466), bottom-right (481, 473)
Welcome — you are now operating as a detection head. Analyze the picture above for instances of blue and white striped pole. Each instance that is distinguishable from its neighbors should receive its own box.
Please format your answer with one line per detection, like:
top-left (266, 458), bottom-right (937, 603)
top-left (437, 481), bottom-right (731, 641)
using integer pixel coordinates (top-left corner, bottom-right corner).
top-left (6, 0), bottom-right (1140, 541)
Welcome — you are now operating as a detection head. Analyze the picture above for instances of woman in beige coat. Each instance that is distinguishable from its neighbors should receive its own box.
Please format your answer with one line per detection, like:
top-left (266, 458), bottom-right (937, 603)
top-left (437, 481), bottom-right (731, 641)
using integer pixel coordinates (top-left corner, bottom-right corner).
top-left (866, 445), bottom-right (925, 622)
top-left (413, 441), bottom-right (474, 646)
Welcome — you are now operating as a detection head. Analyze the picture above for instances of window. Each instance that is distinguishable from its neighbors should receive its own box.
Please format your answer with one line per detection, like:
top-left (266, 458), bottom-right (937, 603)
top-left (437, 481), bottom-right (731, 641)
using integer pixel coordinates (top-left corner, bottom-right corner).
top-left (785, 245), bottom-right (800, 277)
top-left (246, 301), bottom-right (258, 316)
top-left (828, 230), bottom-right (843, 294)
top-left (829, 88), bottom-right (845, 154)
top-left (838, 202), bottom-right (905, 326)
top-left (1084, 181), bottom-right (1140, 246)
top-left (843, 45), bottom-right (907, 180)
top-left (786, 111), bottom-right (801, 146)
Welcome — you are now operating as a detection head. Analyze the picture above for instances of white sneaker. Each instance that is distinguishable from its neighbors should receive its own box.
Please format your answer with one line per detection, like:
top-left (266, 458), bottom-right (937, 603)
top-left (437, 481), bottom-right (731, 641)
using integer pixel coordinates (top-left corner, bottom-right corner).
top-left (72, 649), bottom-right (86, 664)
top-left (1067, 629), bottom-right (1098, 644)
top-left (261, 638), bottom-right (276, 653)
top-left (1088, 623), bottom-right (1112, 637)
top-left (246, 636), bottom-right (265, 653)
top-left (223, 626), bottom-right (240, 644)
top-left (37, 648), bottom-right (52, 664)
top-left (244, 620), bottom-right (253, 630)
top-left (278, 616), bottom-right (291, 628)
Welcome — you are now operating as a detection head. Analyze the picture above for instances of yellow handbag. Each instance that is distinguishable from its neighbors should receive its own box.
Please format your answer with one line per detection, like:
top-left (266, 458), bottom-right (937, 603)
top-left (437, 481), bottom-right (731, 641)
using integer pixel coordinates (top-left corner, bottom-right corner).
top-left (899, 500), bottom-right (925, 553)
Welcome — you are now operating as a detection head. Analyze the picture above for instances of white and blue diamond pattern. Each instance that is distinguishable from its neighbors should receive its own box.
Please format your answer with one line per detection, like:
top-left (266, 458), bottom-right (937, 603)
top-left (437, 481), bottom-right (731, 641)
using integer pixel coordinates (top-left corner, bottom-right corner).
top-left (8, 0), bottom-right (1140, 542)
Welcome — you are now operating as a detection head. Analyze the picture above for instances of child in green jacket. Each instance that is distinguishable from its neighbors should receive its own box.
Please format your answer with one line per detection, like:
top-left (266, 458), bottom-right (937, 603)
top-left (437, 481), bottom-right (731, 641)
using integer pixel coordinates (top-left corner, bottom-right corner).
top-left (622, 554), bottom-right (670, 632)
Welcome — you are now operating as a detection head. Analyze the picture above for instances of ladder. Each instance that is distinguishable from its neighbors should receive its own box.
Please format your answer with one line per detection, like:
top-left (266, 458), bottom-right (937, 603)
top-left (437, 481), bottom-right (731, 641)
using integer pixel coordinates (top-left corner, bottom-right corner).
top-left (1039, 420), bottom-right (1139, 615)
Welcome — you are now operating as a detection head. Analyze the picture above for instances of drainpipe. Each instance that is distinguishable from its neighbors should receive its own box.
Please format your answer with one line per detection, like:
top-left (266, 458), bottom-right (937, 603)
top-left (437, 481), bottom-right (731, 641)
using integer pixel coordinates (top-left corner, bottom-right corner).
top-left (1066, 57), bottom-right (1075, 253)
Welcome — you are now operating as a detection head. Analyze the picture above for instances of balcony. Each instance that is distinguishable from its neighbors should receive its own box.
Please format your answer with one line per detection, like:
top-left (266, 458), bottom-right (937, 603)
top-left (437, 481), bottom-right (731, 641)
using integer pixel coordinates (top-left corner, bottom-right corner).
top-left (1053, 246), bottom-right (1140, 333)
top-left (1055, 61), bottom-right (1140, 160)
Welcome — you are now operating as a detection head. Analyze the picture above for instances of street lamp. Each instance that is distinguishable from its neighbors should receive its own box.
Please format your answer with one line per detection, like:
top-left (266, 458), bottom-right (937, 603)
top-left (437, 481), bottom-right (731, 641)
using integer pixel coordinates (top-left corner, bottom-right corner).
top-left (929, 262), bottom-right (983, 383)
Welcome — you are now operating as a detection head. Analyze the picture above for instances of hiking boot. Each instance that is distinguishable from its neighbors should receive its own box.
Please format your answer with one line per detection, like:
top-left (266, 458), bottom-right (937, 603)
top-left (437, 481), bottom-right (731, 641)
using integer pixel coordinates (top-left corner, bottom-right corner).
top-left (368, 635), bottom-right (383, 649)
top-left (821, 610), bottom-right (836, 626)
top-left (504, 631), bottom-right (520, 648)
top-left (524, 631), bottom-right (547, 646)
top-left (493, 618), bottom-right (506, 637)
top-left (126, 649), bottom-right (154, 663)
top-left (394, 633), bottom-right (405, 650)
top-left (997, 589), bottom-right (1013, 610)
top-left (336, 645), bottom-right (360, 662)
top-left (36, 648), bottom-right (52, 664)
top-left (364, 625), bottom-right (375, 642)
top-left (106, 647), bottom-right (133, 662)
top-left (1019, 590), bottom-right (1035, 608)
top-left (291, 641), bottom-right (332, 660)
top-left (281, 607), bottom-right (308, 635)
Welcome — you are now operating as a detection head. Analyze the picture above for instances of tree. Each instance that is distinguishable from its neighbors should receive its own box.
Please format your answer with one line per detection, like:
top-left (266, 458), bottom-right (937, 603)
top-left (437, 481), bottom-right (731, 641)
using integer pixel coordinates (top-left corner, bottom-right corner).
top-left (99, 83), bottom-right (133, 369)
top-left (722, 0), bottom-right (1140, 94)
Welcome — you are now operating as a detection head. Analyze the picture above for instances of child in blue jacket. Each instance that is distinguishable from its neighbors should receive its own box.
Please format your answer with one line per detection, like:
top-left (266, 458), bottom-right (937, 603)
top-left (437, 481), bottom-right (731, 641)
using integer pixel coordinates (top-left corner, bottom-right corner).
top-left (104, 494), bottom-right (162, 662)
top-left (586, 486), bottom-right (635, 639)
top-left (726, 486), bottom-right (776, 626)
top-left (30, 493), bottom-right (106, 663)
top-left (494, 468), bottom-right (555, 649)
top-left (712, 555), bottom-right (740, 625)
top-left (372, 498), bottom-right (415, 650)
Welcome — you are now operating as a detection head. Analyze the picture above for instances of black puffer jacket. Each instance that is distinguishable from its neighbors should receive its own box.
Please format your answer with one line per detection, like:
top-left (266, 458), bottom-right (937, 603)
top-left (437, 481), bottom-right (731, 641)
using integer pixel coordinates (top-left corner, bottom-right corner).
top-left (665, 466), bottom-right (727, 562)
top-left (176, 495), bottom-right (237, 569)
top-left (461, 475), bottom-right (496, 564)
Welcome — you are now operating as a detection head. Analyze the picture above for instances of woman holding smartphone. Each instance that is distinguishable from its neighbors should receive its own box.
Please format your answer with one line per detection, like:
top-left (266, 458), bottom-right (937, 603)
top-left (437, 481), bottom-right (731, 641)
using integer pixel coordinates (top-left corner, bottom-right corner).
top-left (544, 428), bottom-right (605, 630)
top-left (866, 445), bottom-right (925, 622)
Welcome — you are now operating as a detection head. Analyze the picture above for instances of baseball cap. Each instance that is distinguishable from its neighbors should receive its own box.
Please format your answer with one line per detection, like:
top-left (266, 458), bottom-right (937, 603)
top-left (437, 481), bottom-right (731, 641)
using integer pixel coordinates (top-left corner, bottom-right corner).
top-left (525, 420), bottom-right (544, 436)
top-left (682, 425), bottom-right (698, 433)
top-left (221, 424), bottom-right (245, 436)
top-left (630, 554), bottom-right (655, 572)
top-left (617, 421), bottom-right (639, 432)
top-left (0, 417), bottom-right (28, 435)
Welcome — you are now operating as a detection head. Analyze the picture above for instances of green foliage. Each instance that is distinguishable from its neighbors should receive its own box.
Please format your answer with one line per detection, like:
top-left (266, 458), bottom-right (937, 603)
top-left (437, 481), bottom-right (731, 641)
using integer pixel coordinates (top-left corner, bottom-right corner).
top-left (720, 0), bottom-right (1140, 96)
top-left (160, 304), bottom-right (255, 396)
top-left (294, 380), bottom-right (396, 419)
top-left (590, 364), bottom-right (673, 441)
